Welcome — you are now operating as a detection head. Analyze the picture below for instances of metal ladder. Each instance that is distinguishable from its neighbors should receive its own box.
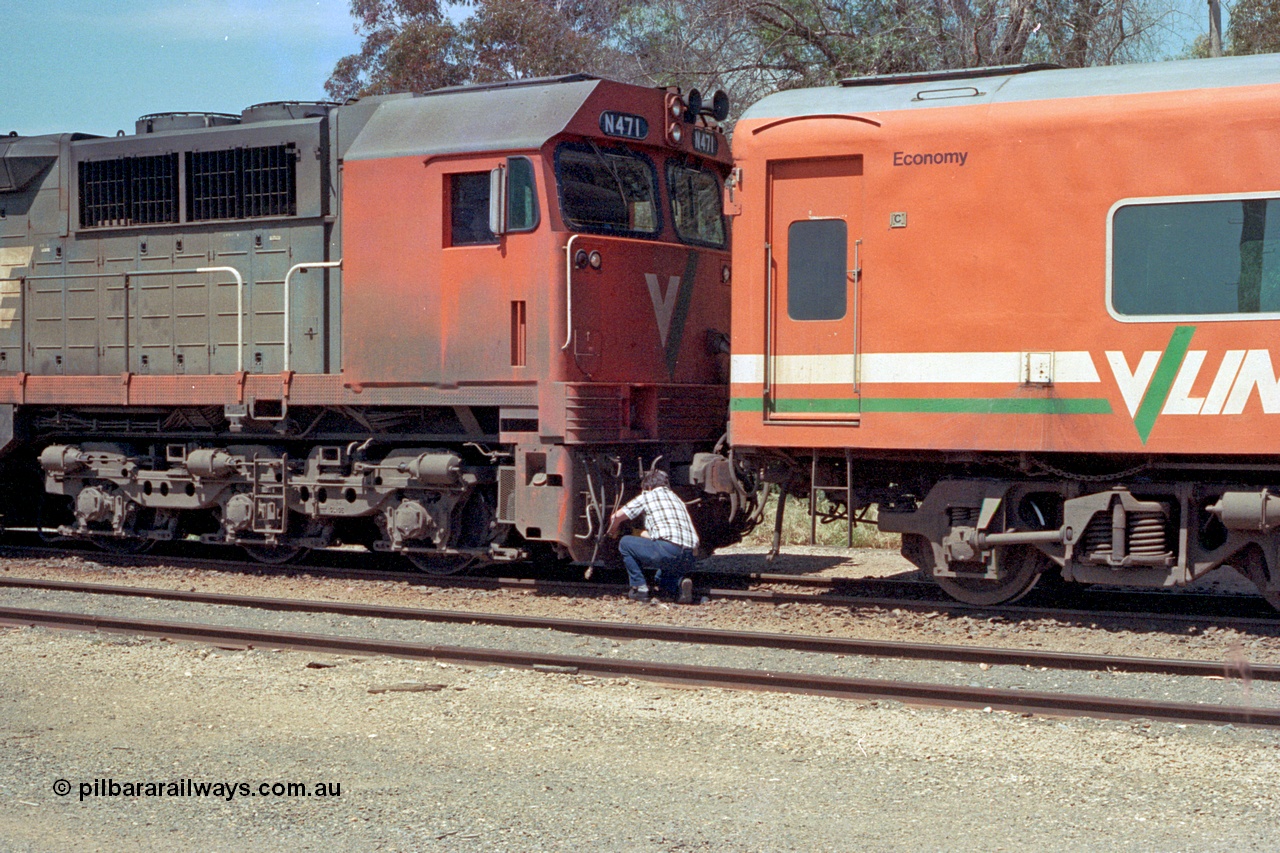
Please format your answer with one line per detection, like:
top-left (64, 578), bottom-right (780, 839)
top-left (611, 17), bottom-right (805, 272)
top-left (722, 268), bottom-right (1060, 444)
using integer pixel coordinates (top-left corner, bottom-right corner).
top-left (808, 449), bottom-right (854, 547)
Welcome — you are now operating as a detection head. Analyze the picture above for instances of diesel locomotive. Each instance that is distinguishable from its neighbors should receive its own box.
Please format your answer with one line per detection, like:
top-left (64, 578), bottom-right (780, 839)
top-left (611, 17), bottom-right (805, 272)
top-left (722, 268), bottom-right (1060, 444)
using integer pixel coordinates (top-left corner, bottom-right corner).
top-left (0, 76), bottom-right (748, 569)
top-left (728, 53), bottom-right (1280, 608)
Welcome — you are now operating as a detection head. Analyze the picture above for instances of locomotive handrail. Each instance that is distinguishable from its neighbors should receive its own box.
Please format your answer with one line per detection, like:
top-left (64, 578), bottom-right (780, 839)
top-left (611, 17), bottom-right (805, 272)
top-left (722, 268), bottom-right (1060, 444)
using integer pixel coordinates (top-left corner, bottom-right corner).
top-left (195, 267), bottom-right (246, 372)
top-left (282, 261), bottom-right (342, 373)
top-left (562, 235), bottom-right (582, 351)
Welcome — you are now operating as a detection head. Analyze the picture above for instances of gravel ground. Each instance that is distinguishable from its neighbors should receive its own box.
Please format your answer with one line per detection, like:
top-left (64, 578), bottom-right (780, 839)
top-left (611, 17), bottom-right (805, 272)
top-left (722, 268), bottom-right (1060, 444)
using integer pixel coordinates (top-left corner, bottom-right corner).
top-left (2, 548), bottom-right (1280, 850)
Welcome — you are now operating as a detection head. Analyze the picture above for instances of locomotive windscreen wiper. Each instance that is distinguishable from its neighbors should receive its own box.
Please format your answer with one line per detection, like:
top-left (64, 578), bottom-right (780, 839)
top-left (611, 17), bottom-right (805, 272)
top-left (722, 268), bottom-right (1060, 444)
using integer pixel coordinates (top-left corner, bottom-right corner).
top-left (587, 138), bottom-right (630, 213)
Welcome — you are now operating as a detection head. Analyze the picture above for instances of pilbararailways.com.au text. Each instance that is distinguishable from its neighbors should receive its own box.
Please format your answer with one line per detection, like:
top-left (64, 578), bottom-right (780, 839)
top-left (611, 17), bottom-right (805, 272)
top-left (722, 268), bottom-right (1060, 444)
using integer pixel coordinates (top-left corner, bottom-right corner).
top-left (53, 778), bottom-right (342, 802)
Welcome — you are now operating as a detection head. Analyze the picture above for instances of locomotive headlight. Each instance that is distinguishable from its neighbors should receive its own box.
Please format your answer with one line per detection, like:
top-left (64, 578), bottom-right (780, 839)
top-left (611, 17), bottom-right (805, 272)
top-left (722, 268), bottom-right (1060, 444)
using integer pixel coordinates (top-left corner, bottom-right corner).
top-left (721, 264), bottom-right (731, 283)
top-left (588, 250), bottom-right (602, 269)
top-left (668, 123), bottom-right (683, 145)
top-left (574, 249), bottom-right (590, 269)
top-left (669, 96), bottom-right (683, 118)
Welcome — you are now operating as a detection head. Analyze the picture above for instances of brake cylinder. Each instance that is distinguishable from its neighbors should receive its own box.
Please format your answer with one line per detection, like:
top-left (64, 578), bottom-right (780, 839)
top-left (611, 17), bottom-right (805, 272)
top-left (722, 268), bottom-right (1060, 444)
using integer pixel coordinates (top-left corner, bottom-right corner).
top-left (1209, 490), bottom-right (1280, 532)
top-left (40, 445), bottom-right (86, 474)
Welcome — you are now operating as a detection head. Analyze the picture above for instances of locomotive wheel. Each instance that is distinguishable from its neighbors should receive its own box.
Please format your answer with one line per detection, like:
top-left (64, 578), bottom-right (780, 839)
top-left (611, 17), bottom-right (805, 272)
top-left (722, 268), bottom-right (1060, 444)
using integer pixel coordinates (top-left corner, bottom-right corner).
top-left (934, 545), bottom-right (1046, 606)
top-left (242, 544), bottom-right (307, 565)
top-left (406, 553), bottom-right (477, 576)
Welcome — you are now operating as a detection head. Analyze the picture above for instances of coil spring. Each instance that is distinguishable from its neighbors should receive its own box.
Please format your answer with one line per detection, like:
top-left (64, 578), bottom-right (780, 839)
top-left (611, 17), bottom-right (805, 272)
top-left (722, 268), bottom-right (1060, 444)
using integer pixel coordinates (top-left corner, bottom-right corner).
top-left (948, 506), bottom-right (979, 527)
top-left (1128, 511), bottom-right (1169, 558)
top-left (1081, 507), bottom-right (1170, 561)
top-left (1082, 514), bottom-right (1113, 560)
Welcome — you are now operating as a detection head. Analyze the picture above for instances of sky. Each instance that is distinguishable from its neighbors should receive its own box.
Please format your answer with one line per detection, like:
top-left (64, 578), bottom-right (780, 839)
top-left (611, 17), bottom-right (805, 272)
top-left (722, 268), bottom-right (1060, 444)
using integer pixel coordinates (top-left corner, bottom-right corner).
top-left (3, 1), bottom-right (363, 137)
top-left (3, 0), bottom-right (1222, 139)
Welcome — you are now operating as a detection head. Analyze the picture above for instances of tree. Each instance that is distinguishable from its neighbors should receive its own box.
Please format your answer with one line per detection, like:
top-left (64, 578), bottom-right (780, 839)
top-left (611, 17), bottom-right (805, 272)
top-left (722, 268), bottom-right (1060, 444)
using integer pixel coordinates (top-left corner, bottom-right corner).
top-left (463, 0), bottom-right (633, 82)
top-left (326, 0), bottom-right (636, 100)
top-left (1228, 0), bottom-right (1280, 55)
top-left (325, 1), bottom-right (467, 100)
top-left (327, 0), bottom-right (1174, 104)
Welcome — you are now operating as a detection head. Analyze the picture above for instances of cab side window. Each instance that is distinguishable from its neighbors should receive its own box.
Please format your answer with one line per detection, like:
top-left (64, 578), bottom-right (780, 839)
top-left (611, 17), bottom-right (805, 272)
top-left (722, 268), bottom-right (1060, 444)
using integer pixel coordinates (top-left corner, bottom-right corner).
top-left (449, 172), bottom-right (496, 246)
top-left (507, 157), bottom-right (539, 232)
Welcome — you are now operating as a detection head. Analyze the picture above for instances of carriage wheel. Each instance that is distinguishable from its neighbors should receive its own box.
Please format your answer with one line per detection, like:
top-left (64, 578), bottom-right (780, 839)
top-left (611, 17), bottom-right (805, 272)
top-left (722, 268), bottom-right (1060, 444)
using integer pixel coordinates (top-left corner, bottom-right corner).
top-left (934, 545), bottom-right (1047, 606)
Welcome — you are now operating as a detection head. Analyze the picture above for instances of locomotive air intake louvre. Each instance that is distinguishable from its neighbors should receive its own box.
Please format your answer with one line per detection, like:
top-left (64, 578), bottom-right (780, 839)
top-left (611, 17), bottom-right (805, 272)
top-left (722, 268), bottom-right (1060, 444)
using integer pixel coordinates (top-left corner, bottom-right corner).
top-left (78, 154), bottom-right (179, 227)
top-left (186, 144), bottom-right (297, 221)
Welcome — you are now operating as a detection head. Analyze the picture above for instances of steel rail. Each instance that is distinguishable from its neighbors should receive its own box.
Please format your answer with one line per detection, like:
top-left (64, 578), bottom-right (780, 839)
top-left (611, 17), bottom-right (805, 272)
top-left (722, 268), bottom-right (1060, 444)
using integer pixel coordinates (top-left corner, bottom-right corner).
top-left (2, 543), bottom-right (1277, 629)
top-left (1, 576), bottom-right (1276, 681)
top-left (0, 604), bottom-right (1276, 728)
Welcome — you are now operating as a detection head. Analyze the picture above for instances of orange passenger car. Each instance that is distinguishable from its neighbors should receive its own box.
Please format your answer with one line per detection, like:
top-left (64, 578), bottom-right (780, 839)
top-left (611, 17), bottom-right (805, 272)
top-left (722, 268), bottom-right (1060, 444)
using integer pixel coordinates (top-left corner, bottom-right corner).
top-left (729, 55), bottom-right (1280, 607)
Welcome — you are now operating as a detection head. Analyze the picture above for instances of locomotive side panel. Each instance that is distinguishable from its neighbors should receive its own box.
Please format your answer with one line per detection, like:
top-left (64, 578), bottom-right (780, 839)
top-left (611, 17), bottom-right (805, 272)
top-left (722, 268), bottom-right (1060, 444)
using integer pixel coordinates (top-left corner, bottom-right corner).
top-left (3, 117), bottom-right (336, 383)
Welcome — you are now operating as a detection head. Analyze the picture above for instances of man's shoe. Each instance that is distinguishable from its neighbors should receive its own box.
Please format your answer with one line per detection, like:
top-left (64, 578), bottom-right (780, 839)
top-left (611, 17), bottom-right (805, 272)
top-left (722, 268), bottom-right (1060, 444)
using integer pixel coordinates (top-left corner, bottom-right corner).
top-left (677, 577), bottom-right (694, 604)
top-left (628, 586), bottom-right (650, 602)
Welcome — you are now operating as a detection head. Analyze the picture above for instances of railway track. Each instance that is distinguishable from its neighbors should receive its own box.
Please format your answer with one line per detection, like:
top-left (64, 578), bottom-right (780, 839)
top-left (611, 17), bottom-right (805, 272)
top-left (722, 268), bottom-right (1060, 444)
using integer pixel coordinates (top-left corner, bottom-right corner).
top-left (1, 576), bottom-right (1277, 728)
top-left (3, 540), bottom-right (1277, 631)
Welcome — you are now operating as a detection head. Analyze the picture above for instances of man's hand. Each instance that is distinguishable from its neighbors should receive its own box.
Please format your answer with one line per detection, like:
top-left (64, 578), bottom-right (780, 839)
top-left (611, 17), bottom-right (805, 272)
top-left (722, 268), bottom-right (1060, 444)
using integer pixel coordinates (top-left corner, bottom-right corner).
top-left (607, 509), bottom-right (627, 538)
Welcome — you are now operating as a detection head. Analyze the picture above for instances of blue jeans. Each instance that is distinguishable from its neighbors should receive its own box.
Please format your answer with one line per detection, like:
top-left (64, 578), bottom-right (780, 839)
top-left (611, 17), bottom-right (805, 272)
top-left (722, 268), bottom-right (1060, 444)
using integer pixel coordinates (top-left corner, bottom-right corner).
top-left (618, 536), bottom-right (693, 597)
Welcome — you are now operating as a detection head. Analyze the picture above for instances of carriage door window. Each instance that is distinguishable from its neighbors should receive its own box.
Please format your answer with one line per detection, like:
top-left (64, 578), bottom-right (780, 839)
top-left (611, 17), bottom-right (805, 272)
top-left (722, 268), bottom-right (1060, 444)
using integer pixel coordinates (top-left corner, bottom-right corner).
top-left (449, 172), bottom-right (497, 246)
top-left (788, 219), bottom-right (847, 320)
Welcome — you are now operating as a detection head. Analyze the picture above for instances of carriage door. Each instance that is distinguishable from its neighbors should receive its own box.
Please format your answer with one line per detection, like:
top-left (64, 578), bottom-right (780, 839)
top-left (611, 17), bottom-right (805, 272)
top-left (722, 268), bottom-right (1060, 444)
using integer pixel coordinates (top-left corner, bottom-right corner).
top-left (765, 157), bottom-right (862, 421)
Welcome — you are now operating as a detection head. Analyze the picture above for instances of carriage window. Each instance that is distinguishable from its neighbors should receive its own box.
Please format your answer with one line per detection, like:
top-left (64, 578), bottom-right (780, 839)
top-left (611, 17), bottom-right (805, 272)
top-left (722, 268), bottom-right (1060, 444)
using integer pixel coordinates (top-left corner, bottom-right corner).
top-left (788, 219), bottom-right (847, 321)
top-left (668, 162), bottom-right (725, 248)
top-left (555, 144), bottom-right (658, 237)
top-left (1112, 197), bottom-right (1280, 317)
top-left (449, 172), bottom-right (496, 246)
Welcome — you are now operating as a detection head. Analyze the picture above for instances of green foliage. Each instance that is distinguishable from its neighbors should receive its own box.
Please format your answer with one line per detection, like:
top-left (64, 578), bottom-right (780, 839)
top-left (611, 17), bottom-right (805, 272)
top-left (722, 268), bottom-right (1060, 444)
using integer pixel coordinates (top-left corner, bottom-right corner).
top-left (328, 0), bottom-right (1170, 103)
top-left (327, 0), bottom-right (634, 100)
top-left (1229, 0), bottom-right (1280, 55)
top-left (742, 492), bottom-right (900, 549)
top-left (326, 1), bottom-right (466, 99)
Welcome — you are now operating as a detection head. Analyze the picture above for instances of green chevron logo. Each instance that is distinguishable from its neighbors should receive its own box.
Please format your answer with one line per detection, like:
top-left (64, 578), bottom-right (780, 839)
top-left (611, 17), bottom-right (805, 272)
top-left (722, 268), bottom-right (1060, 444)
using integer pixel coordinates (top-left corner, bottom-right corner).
top-left (1128, 326), bottom-right (1196, 443)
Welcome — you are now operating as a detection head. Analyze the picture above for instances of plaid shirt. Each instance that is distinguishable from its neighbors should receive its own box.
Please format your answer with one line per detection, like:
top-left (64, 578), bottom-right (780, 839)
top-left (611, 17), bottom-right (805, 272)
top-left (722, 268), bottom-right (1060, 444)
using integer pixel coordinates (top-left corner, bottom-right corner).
top-left (619, 486), bottom-right (699, 550)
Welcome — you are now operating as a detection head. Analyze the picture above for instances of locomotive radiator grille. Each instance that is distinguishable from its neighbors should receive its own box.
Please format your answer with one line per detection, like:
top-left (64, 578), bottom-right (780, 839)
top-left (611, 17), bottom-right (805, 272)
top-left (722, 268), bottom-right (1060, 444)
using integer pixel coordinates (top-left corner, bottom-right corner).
top-left (187, 144), bottom-right (297, 221)
top-left (564, 384), bottom-right (727, 444)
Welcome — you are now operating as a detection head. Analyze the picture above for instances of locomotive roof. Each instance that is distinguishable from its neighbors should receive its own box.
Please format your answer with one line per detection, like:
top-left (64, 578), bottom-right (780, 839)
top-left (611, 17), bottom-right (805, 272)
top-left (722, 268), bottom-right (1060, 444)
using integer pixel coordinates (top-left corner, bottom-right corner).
top-left (343, 77), bottom-right (603, 161)
top-left (740, 54), bottom-right (1280, 120)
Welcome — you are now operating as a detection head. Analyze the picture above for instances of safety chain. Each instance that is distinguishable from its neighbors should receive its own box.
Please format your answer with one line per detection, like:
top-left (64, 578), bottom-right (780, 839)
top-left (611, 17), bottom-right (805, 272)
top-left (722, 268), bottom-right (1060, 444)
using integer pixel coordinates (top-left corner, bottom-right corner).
top-left (1025, 457), bottom-right (1152, 484)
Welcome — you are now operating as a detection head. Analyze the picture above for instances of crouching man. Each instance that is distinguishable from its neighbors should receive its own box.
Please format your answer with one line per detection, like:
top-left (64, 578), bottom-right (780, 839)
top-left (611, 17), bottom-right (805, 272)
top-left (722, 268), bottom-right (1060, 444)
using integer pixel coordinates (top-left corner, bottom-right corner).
top-left (607, 470), bottom-right (698, 604)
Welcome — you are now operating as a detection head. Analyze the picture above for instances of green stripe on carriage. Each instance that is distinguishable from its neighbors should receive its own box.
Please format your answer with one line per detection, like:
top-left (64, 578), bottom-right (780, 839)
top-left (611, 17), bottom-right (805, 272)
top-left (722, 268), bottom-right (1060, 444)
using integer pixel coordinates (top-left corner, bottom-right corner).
top-left (731, 397), bottom-right (1113, 414)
